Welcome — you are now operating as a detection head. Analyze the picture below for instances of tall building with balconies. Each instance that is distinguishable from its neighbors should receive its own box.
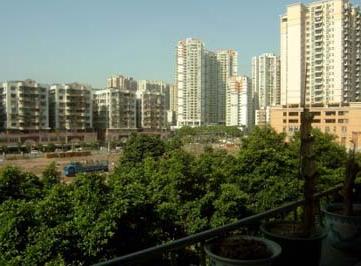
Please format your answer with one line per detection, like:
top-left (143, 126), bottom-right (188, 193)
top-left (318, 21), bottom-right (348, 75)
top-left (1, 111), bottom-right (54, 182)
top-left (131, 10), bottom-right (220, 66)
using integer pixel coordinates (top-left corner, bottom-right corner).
top-left (281, 0), bottom-right (361, 106)
top-left (1, 80), bottom-right (49, 131)
top-left (49, 83), bottom-right (93, 130)
top-left (226, 76), bottom-right (253, 128)
top-left (176, 38), bottom-right (239, 127)
top-left (217, 50), bottom-right (238, 124)
top-left (93, 88), bottom-right (137, 130)
top-left (252, 53), bottom-right (280, 125)
top-left (176, 38), bottom-right (206, 127)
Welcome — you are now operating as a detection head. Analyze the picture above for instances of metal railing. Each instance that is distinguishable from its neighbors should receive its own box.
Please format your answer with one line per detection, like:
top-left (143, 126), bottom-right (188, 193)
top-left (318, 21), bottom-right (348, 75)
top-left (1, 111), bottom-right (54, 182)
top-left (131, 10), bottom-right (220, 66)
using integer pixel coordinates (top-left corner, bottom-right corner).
top-left (94, 184), bottom-right (342, 266)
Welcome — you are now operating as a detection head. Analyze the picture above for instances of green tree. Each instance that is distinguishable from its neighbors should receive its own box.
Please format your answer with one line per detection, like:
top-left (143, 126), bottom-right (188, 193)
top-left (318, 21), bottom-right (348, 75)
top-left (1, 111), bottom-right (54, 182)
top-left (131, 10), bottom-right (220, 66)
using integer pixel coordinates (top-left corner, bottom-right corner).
top-left (0, 166), bottom-right (43, 203)
top-left (42, 162), bottom-right (61, 188)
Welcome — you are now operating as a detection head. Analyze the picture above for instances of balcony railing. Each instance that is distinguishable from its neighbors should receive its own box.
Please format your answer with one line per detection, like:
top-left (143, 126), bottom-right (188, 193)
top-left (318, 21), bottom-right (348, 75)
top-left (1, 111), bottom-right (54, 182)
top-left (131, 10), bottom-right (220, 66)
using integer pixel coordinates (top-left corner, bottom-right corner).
top-left (93, 185), bottom-right (343, 266)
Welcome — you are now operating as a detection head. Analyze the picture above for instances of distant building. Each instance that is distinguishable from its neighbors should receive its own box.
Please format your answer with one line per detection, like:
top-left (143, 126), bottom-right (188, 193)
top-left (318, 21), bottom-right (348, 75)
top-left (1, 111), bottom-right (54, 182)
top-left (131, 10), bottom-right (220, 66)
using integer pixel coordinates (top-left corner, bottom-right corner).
top-left (141, 91), bottom-right (166, 130)
top-left (217, 50), bottom-right (238, 125)
top-left (93, 89), bottom-right (110, 130)
top-left (168, 84), bottom-right (177, 125)
top-left (226, 76), bottom-right (253, 129)
top-left (255, 108), bottom-right (271, 127)
top-left (137, 80), bottom-right (170, 110)
top-left (252, 53), bottom-right (280, 125)
top-left (93, 88), bottom-right (137, 130)
top-left (107, 75), bottom-right (137, 91)
top-left (49, 83), bottom-right (93, 130)
top-left (1, 80), bottom-right (49, 131)
top-left (280, 0), bottom-right (361, 106)
top-left (176, 38), bottom-right (238, 127)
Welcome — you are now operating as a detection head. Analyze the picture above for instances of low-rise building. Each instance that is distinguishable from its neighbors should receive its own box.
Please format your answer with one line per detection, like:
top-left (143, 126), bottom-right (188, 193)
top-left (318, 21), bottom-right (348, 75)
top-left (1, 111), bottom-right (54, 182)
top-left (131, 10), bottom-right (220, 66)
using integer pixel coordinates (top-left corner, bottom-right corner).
top-left (93, 88), bottom-right (137, 130)
top-left (141, 91), bottom-right (166, 130)
top-left (49, 83), bottom-right (93, 130)
top-left (270, 103), bottom-right (361, 150)
top-left (1, 80), bottom-right (49, 131)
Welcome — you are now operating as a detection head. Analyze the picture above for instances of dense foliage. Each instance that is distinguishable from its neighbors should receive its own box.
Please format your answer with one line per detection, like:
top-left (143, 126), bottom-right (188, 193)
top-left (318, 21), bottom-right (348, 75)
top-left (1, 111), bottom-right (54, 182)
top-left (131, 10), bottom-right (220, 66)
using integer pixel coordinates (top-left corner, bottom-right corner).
top-left (0, 127), bottom-right (349, 265)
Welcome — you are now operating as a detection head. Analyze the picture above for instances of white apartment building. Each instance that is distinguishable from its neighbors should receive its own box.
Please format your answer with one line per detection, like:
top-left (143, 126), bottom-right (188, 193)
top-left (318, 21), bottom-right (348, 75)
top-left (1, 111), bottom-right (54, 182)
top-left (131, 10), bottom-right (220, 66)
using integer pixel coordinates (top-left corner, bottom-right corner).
top-left (49, 83), bottom-right (93, 130)
top-left (107, 75), bottom-right (137, 91)
top-left (252, 53), bottom-right (281, 109)
top-left (217, 50), bottom-right (238, 124)
top-left (93, 88), bottom-right (137, 130)
top-left (176, 38), bottom-right (239, 127)
top-left (1, 80), bottom-right (49, 131)
top-left (176, 38), bottom-right (206, 127)
top-left (252, 53), bottom-right (280, 125)
top-left (226, 76), bottom-right (253, 128)
top-left (281, 0), bottom-right (361, 106)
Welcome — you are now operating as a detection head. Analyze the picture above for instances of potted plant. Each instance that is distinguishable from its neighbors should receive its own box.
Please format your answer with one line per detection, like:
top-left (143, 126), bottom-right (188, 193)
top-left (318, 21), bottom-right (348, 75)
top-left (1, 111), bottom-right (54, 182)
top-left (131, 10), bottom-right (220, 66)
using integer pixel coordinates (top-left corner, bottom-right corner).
top-left (322, 141), bottom-right (361, 252)
top-left (261, 67), bottom-right (327, 266)
top-left (204, 235), bottom-right (281, 266)
top-left (261, 106), bottom-right (327, 266)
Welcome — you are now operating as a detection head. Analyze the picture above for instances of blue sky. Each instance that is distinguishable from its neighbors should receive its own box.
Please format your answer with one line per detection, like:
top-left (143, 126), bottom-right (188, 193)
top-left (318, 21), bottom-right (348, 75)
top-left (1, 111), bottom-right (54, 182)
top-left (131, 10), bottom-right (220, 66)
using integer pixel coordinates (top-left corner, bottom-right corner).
top-left (0, 0), bottom-right (319, 88)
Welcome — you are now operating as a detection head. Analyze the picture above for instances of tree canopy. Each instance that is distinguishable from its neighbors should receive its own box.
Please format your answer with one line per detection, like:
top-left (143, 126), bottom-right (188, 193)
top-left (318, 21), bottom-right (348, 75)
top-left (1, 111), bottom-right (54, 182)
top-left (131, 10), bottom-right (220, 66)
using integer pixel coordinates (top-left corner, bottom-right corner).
top-left (0, 128), bottom-right (349, 265)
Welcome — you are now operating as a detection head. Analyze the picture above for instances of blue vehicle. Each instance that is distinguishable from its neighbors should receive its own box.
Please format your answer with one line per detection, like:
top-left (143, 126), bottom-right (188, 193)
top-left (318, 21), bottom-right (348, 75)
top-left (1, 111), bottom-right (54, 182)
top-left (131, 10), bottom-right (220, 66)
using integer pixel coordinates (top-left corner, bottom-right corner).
top-left (64, 161), bottom-right (109, 177)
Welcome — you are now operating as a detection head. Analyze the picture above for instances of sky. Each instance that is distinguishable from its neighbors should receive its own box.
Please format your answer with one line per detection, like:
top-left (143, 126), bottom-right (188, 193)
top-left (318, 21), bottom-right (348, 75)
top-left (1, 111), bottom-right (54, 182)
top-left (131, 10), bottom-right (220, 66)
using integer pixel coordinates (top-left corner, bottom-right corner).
top-left (0, 0), bottom-right (319, 88)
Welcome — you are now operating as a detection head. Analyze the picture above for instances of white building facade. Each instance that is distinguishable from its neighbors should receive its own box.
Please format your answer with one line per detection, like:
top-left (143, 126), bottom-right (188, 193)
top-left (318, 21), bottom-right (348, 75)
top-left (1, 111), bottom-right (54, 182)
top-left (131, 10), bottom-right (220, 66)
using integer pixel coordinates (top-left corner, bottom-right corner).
top-left (252, 53), bottom-right (280, 125)
top-left (49, 83), bottom-right (93, 130)
top-left (217, 50), bottom-right (238, 125)
top-left (176, 38), bottom-right (206, 127)
top-left (280, 0), bottom-right (361, 106)
top-left (226, 76), bottom-right (253, 128)
top-left (176, 38), bottom-right (239, 127)
top-left (1, 80), bottom-right (49, 131)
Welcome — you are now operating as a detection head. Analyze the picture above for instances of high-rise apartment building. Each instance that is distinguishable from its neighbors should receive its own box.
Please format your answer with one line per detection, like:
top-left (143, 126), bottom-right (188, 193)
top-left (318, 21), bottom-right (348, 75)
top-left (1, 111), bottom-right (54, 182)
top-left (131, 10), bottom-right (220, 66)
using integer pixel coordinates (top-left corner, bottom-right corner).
top-left (107, 75), bottom-right (137, 91)
top-left (280, 0), bottom-right (361, 106)
top-left (226, 76), bottom-right (253, 128)
top-left (176, 38), bottom-right (239, 127)
top-left (176, 38), bottom-right (205, 127)
top-left (49, 83), bottom-right (93, 130)
top-left (252, 53), bottom-right (281, 125)
top-left (93, 88), bottom-right (137, 130)
top-left (217, 50), bottom-right (238, 124)
top-left (1, 80), bottom-right (49, 131)
top-left (252, 53), bottom-right (281, 109)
